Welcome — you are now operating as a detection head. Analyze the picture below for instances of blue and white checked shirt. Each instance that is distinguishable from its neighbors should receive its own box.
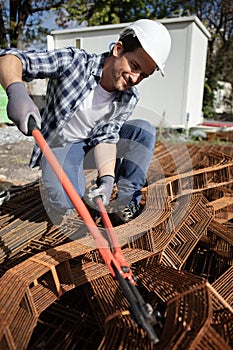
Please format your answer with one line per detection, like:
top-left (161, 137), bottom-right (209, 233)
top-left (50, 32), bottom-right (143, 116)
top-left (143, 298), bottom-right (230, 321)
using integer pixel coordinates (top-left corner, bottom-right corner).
top-left (0, 47), bottom-right (139, 167)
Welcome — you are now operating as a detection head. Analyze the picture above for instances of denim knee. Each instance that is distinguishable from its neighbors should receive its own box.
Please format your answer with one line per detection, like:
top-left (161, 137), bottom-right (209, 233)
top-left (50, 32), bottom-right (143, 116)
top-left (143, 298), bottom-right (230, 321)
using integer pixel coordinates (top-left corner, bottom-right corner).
top-left (121, 119), bottom-right (156, 152)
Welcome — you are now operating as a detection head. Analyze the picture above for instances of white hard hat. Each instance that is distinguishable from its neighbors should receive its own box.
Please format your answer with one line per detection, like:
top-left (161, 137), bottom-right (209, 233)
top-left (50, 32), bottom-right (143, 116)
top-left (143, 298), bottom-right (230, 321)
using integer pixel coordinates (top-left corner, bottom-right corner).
top-left (122, 19), bottom-right (171, 76)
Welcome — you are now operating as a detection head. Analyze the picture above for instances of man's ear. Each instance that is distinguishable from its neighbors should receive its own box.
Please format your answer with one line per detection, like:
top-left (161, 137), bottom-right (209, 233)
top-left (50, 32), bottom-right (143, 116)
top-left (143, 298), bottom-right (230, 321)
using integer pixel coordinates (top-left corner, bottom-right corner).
top-left (112, 41), bottom-right (124, 57)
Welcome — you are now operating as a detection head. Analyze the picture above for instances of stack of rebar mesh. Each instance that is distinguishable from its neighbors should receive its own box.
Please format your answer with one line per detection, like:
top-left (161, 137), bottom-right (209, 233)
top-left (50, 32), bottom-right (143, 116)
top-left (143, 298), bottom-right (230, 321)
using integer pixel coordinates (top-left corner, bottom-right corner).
top-left (0, 139), bottom-right (232, 349)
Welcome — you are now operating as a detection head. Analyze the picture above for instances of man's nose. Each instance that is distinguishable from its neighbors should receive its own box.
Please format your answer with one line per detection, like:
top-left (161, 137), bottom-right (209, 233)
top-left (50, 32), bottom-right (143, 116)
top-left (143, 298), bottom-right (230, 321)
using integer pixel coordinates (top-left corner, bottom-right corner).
top-left (130, 72), bottom-right (142, 85)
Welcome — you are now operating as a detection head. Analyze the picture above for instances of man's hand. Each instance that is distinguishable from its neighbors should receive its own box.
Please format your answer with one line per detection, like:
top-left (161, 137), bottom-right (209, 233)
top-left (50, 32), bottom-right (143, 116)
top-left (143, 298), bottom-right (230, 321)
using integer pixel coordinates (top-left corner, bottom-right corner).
top-left (6, 82), bottom-right (41, 135)
top-left (88, 175), bottom-right (115, 206)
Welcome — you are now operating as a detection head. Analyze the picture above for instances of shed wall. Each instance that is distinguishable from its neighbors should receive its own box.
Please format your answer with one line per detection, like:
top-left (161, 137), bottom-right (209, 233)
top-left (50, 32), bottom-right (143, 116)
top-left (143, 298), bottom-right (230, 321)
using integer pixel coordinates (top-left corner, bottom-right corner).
top-left (49, 17), bottom-right (210, 128)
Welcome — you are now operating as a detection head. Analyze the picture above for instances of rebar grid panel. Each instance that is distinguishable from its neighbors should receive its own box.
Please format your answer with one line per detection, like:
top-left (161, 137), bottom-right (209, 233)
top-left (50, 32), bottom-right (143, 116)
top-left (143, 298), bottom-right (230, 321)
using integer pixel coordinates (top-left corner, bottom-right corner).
top-left (85, 274), bottom-right (156, 350)
top-left (0, 236), bottom-right (175, 350)
top-left (28, 286), bottom-right (104, 350)
top-left (0, 178), bottom-right (173, 349)
top-left (0, 178), bottom-right (172, 268)
top-left (0, 240), bottom-right (95, 350)
top-left (212, 266), bottom-right (233, 308)
top-left (151, 142), bottom-right (232, 179)
top-left (159, 194), bottom-right (214, 269)
top-left (0, 244), bottom-right (158, 349)
top-left (163, 162), bottom-right (233, 201)
top-left (137, 262), bottom-right (232, 350)
top-left (0, 185), bottom-right (46, 249)
top-left (112, 181), bottom-right (172, 248)
top-left (183, 210), bottom-right (233, 280)
top-left (0, 144), bottom-right (232, 268)
top-left (151, 142), bottom-right (199, 177)
top-left (0, 169), bottom-right (99, 267)
top-left (209, 195), bottom-right (233, 223)
top-left (0, 182), bottom-right (58, 264)
top-left (207, 130), bottom-right (233, 143)
top-left (83, 261), bottom-right (233, 349)
top-left (219, 144), bottom-right (233, 157)
top-left (202, 185), bottom-right (233, 203)
top-left (0, 198), bottom-right (213, 350)
top-left (190, 145), bottom-right (232, 170)
top-left (207, 282), bottom-right (233, 347)
top-left (0, 221), bottom-right (229, 348)
top-left (193, 322), bottom-right (232, 350)
top-left (0, 142), bottom-right (232, 349)
top-left (208, 219), bottom-right (233, 255)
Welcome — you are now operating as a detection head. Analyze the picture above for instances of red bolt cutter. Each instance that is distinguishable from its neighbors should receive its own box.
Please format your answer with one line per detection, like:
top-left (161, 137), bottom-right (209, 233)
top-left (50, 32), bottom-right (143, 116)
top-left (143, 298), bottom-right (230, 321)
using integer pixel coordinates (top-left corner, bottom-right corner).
top-left (29, 117), bottom-right (163, 344)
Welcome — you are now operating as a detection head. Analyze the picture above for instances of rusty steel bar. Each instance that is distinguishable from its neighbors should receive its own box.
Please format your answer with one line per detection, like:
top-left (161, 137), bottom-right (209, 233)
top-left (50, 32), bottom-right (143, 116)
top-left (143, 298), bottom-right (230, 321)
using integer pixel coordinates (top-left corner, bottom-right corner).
top-left (0, 141), bottom-right (233, 349)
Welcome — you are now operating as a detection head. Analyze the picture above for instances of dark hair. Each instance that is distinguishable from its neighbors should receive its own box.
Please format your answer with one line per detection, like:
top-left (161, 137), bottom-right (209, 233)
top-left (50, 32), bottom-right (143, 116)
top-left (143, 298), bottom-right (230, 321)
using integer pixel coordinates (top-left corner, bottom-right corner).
top-left (119, 28), bottom-right (142, 53)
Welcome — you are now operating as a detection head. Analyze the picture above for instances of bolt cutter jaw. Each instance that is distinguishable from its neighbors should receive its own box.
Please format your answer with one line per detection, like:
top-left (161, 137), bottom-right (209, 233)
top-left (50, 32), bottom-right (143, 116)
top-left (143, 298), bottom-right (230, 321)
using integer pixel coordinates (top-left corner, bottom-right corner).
top-left (114, 266), bottom-right (163, 344)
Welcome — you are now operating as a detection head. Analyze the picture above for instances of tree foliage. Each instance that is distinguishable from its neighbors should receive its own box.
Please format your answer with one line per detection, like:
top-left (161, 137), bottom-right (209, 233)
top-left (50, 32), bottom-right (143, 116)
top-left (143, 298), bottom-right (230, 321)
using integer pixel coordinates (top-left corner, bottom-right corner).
top-left (179, 0), bottom-right (233, 117)
top-left (56, 0), bottom-right (174, 27)
top-left (59, 0), bottom-right (233, 117)
top-left (0, 0), bottom-right (65, 49)
top-left (1, 0), bottom-right (232, 117)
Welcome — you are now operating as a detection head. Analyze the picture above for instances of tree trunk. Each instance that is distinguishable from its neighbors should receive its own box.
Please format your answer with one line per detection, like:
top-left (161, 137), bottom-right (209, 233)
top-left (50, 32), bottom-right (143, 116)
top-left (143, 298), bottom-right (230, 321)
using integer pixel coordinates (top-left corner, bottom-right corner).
top-left (0, 4), bottom-right (7, 48)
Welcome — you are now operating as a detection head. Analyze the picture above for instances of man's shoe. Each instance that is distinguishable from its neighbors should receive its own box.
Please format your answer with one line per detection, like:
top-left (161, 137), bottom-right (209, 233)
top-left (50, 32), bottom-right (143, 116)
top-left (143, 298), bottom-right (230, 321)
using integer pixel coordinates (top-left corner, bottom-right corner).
top-left (110, 202), bottom-right (142, 225)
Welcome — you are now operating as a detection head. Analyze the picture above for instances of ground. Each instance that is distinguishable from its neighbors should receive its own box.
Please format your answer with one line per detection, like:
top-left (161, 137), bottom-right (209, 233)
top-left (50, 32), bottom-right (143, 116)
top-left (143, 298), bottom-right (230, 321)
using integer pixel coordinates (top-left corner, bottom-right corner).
top-left (0, 140), bottom-right (41, 187)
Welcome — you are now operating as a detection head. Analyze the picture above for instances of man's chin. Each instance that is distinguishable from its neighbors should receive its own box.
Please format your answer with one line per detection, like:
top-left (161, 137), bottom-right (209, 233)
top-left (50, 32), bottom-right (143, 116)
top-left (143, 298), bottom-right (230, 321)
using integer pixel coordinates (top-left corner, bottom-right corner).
top-left (115, 83), bottom-right (130, 91)
top-left (112, 76), bottom-right (130, 91)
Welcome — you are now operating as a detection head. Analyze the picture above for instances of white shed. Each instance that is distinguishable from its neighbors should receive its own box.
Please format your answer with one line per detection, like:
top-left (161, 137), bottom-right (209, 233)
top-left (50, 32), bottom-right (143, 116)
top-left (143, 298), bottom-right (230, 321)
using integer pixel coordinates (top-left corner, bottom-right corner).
top-left (48, 16), bottom-right (210, 128)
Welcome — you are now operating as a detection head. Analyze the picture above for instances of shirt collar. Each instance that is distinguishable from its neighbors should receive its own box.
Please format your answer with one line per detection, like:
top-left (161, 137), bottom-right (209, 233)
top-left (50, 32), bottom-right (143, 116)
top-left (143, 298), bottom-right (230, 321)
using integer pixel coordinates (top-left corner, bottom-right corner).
top-left (91, 52), bottom-right (109, 80)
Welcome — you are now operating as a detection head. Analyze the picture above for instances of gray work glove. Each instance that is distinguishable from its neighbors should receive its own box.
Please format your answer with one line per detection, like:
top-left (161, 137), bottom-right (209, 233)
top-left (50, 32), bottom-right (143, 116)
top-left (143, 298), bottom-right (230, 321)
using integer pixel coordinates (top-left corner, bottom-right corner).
top-left (88, 175), bottom-right (115, 206)
top-left (6, 82), bottom-right (41, 135)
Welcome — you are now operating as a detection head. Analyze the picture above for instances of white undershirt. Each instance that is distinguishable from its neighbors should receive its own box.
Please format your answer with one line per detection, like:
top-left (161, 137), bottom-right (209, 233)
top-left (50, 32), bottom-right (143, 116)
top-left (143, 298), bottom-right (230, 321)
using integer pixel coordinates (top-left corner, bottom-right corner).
top-left (62, 84), bottom-right (116, 142)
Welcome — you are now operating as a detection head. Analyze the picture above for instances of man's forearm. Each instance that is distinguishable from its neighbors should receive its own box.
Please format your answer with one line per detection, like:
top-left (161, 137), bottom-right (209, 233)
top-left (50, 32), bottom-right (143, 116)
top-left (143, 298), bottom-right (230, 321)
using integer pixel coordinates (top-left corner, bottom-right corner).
top-left (94, 143), bottom-right (116, 178)
top-left (0, 54), bottom-right (41, 135)
top-left (0, 55), bottom-right (23, 90)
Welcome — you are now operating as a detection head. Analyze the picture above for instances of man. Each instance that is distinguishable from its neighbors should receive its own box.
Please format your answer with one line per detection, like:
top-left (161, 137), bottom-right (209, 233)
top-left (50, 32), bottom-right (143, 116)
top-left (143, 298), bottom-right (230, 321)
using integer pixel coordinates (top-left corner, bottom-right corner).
top-left (0, 19), bottom-right (171, 224)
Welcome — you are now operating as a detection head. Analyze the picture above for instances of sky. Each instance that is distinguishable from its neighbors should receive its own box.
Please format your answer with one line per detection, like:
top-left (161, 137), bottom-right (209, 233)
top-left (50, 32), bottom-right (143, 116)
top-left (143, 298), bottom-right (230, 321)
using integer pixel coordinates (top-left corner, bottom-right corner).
top-left (29, 10), bottom-right (80, 49)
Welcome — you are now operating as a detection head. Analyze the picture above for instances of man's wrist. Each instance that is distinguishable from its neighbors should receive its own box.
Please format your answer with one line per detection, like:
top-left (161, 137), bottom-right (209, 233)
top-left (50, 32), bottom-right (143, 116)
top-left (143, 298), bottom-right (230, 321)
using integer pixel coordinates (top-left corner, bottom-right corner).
top-left (6, 81), bottom-right (25, 93)
top-left (100, 175), bottom-right (115, 180)
top-left (98, 175), bottom-right (115, 187)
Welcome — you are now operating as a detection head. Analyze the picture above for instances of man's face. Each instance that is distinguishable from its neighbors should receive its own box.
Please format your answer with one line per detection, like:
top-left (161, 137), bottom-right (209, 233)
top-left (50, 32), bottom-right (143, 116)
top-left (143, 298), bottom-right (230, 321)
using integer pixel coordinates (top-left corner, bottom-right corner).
top-left (110, 42), bottom-right (157, 91)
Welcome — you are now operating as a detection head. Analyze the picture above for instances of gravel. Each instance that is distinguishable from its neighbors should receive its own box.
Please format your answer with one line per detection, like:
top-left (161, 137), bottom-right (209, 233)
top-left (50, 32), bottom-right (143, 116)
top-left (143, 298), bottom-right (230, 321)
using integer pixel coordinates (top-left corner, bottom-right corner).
top-left (0, 124), bottom-right (40, 186)
top-left (0, 125), bottom-right (34, 145)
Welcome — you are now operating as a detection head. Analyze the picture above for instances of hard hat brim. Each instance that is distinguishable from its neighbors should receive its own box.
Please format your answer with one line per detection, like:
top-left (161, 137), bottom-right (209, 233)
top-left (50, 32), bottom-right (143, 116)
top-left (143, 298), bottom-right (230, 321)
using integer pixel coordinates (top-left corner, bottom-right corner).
top-left (124, 20), bottom-right (171, 77)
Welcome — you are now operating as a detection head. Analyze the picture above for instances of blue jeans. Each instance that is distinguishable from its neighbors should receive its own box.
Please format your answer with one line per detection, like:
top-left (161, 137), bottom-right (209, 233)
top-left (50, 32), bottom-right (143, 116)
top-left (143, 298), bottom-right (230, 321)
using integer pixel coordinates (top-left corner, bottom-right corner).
top-left (41, 119), bottom-right (156, 210)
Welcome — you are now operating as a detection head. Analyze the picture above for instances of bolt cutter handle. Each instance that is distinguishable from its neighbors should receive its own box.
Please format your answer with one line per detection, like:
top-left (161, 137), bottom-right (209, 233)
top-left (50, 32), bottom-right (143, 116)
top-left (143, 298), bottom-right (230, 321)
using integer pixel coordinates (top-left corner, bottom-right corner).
top-left (29, 115), bottom-right (162, 344)
top-left (29, 116), bottom-right (132, 280)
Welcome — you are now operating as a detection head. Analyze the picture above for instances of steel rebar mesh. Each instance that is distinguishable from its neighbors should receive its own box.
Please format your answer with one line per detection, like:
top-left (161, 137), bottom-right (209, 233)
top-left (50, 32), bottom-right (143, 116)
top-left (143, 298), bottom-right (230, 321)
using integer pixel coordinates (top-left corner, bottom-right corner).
top-left (0, 141), bottom-right (232, 349)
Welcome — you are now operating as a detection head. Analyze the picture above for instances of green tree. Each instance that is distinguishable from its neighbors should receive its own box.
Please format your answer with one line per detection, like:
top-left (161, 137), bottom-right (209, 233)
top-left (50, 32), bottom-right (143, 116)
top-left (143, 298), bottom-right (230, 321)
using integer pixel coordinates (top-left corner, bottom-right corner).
top-left (170, 0), bottom-right (233, 118)
top-left (0, 0), bottom-right (65, 49)
top-left (56, 0), bottom-right (173, 27)
top-left (61, 0), bottom-right (232, 118)
top-left (1, 0), bottom-right (232, 117)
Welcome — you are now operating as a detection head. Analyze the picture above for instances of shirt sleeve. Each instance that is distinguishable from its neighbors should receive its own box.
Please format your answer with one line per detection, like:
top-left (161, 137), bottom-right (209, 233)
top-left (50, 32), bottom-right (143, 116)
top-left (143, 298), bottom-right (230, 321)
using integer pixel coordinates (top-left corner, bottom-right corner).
top-left (0, 47), bottom-right (86, 81)
top-left (89, 119), bottom-right (124, 146)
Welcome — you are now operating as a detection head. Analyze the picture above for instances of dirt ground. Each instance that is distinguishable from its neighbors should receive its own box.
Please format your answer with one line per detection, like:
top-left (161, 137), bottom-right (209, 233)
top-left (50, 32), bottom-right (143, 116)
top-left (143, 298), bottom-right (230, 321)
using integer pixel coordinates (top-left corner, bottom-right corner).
top-left (0, 140), bottom-right (41, 187)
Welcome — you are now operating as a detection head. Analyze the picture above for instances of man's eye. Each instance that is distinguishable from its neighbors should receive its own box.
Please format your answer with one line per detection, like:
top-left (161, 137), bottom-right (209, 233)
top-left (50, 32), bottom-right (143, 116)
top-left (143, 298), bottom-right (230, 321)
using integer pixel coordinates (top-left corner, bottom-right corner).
top-left (141, 73), bottom-right (148, 79)
top-left (131, 62), bottom-right (138, 70)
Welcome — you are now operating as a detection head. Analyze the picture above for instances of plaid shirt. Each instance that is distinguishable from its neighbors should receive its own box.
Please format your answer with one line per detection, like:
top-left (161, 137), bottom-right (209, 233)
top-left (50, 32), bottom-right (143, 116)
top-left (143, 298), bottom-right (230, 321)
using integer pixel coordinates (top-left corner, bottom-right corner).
top-left (0, 47), bottom-right (139, 167)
